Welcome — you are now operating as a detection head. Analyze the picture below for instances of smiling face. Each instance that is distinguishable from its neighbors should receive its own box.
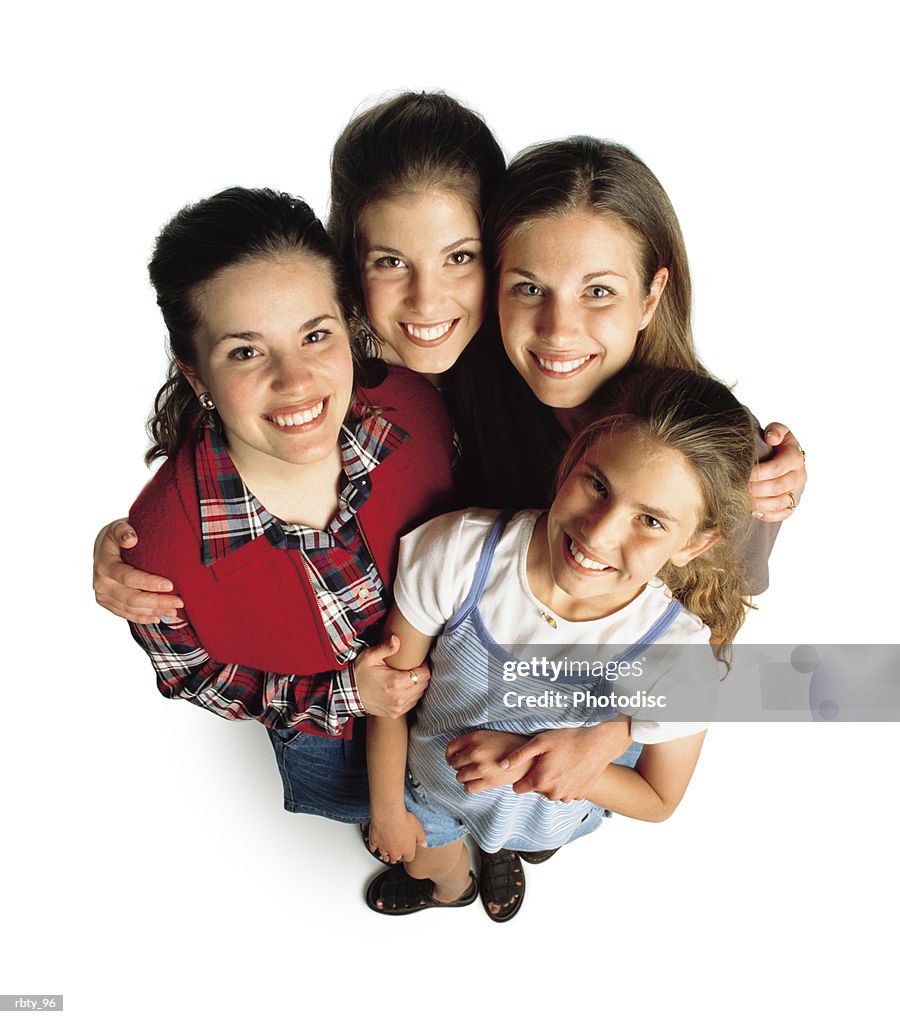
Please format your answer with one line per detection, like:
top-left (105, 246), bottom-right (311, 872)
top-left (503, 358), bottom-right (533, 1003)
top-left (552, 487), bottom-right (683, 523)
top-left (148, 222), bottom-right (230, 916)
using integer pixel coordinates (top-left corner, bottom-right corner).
top-left (498, 209), bottom-right (668, 410)
top-left (535, 427), bottom-right (719, 618)
top-left (358, 189), bottom-right (487, 375)
top-left (182, 256), bottom-right (354, 478)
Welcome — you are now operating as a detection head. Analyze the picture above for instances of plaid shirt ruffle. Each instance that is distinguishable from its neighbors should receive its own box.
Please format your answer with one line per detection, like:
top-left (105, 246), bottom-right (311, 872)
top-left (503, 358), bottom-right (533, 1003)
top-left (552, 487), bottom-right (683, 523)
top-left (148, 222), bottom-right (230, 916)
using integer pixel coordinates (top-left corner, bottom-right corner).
top-left (129, 408), bottom-right (408, 736)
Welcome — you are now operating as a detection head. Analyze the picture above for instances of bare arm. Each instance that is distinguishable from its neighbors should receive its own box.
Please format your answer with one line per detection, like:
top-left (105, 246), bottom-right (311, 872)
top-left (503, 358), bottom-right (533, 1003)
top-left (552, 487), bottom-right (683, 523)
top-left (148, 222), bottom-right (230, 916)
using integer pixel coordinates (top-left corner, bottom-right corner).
top-left (575, 731), bottom-right (706, 822)
top-left (447, 718), bottom-right (633, 797)
top-left (365, 608), bottom-right (434, 862)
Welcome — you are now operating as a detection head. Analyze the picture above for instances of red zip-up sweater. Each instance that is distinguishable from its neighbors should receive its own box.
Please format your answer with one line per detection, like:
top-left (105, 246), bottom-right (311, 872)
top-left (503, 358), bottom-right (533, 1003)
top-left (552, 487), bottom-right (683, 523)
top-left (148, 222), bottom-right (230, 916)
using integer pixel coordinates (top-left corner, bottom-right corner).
top-left (124, 367), bottom-right (454, 734)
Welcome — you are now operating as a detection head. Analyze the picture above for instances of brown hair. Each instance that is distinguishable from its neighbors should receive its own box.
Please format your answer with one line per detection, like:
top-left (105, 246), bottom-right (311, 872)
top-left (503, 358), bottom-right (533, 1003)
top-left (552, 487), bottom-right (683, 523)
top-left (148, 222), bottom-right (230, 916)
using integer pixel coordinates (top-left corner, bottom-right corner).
top-left (146, 187), bottom-right (364, 464)
top-left (328, 91), bottom-right (505, 351)
top-left (489, 137), bottom-right (700, 374)
top-left (556, 366), bottom-right (755, 661)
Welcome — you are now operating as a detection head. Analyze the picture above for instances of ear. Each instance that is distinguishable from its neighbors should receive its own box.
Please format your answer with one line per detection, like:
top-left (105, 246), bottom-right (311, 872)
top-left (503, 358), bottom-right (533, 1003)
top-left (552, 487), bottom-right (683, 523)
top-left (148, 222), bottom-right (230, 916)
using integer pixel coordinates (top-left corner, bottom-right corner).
top-left (670, 528), bottom-right (721, 568)
top-left (176, 359), bottom-right (208, 400)
top-left (639, 267), bottom-right (669, 330)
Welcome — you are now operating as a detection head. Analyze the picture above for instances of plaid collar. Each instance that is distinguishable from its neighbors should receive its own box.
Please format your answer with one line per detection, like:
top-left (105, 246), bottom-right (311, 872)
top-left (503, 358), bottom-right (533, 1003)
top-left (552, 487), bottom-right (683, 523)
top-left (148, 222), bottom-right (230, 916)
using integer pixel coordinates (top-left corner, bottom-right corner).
top-left (195, 405), bottom-right (409, 566)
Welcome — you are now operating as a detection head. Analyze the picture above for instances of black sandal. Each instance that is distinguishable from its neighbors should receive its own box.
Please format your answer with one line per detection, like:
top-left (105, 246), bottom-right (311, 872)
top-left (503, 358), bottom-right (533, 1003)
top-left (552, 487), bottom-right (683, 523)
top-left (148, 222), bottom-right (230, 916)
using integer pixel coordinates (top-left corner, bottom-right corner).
top-left (519, 848), bottom-right (560, 865)
top-left (365, 864), bottom-right (478, 916)
top-left (479, 849), bottom-right (525, 923)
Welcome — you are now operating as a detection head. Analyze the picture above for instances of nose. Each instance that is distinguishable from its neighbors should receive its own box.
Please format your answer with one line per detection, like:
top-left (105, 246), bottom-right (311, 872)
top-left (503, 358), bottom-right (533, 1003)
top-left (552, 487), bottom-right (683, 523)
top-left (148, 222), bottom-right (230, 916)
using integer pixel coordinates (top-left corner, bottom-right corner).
top-left (271, 350), bottom-right (313, 394)
top-left (406, 266), bottom-right (444, 318)
top-left (579, 503), bottom-right (625, 557)
top-left (538, 295), bottom-right (580, 349)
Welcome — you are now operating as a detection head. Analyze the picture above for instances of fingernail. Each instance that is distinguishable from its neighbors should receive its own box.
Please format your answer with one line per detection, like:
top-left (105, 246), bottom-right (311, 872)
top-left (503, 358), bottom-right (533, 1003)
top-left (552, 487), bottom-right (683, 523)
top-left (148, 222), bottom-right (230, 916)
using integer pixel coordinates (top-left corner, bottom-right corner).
top-left (122, 531), bottom-right (135, 542)
top-left (499, 759), bottom-right (510, 770)
top-left (752, 511), bottom-right (765, 520)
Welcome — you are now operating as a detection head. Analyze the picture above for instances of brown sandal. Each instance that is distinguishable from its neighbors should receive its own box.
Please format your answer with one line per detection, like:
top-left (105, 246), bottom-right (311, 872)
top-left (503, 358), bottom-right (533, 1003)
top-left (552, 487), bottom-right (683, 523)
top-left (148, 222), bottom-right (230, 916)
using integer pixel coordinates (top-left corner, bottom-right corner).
top-left (479, 849), bottom-right (525, 923)
top-left (365, 864), bottom-right (478, 916)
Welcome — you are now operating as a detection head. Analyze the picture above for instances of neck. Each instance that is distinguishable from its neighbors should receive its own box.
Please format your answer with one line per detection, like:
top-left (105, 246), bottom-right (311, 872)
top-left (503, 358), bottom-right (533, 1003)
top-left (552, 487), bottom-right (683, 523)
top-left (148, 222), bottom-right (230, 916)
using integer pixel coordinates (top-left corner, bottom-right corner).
top-left (552, 404), bottom-right (594, 439)
top-left (228, 439), bottom-right (344, 530)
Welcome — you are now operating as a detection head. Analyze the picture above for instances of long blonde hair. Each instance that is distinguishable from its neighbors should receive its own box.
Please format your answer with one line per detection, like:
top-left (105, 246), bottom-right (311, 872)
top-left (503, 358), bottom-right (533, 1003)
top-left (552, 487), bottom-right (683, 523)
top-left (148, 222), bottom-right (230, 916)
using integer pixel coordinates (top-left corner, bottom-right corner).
top-left (556, 367), bottom-right (755, 661)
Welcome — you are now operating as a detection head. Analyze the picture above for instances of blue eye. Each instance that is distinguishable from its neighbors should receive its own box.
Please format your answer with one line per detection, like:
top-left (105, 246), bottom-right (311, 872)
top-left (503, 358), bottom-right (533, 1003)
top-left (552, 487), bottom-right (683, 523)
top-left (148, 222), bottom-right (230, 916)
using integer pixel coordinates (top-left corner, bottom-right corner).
top-left (513, 281), bottom-right (543, 298)
top-left (588, 285), bottom-right (612, 298)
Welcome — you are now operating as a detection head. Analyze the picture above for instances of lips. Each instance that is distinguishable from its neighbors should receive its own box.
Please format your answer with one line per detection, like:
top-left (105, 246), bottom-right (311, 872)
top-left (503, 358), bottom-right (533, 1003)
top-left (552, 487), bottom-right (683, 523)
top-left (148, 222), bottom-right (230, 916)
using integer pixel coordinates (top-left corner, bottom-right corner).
top-left (264, 398), bottom-right (327, 430)
top-left (565, 534), bottom-right (615, 574)
top-left (530, 352), bottom-right (596, 378)
top-left (399, 319), bottom-right (458, 347)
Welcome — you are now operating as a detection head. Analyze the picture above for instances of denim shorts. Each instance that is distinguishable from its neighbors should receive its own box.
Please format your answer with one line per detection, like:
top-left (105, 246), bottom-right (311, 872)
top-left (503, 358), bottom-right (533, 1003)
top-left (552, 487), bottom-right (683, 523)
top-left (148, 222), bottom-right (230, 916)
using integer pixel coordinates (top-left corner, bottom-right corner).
top-left (403, 740), bottom-right (644, 850)
top-left (404, 773), bottom-right (470, 849)
top-left (267, 721), bottom-right (370, 824)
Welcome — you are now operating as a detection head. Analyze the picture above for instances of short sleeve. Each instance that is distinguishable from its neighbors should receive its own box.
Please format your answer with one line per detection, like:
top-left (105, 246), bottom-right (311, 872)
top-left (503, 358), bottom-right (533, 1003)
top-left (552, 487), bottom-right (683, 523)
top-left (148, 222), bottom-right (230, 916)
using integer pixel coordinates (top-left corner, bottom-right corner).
top-left (392, 510), bottom-right (491, 636)
top-left (628, 607), bottom-right (715, 744)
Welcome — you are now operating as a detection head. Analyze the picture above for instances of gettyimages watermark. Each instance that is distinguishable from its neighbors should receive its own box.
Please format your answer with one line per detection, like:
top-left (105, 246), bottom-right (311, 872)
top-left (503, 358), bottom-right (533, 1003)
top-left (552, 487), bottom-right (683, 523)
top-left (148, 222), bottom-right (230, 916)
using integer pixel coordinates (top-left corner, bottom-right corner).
top-left (462, 645), bottom-right (900, 725)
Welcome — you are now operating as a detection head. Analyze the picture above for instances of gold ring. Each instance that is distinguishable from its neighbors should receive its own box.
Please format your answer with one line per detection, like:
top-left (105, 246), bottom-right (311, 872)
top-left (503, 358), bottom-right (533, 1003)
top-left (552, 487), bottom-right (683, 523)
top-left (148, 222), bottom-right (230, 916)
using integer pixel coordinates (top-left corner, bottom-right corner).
top-left (409, 670), bottom-right (419, 685)
top-left (786, 491), bottom-right (796, 511)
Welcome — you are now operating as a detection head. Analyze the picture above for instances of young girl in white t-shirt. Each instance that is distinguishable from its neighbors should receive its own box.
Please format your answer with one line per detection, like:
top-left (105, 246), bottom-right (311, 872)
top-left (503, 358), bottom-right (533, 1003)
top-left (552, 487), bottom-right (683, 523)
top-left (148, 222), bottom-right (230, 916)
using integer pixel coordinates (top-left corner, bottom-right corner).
top-left (365, 366), bottom-right (756, 921)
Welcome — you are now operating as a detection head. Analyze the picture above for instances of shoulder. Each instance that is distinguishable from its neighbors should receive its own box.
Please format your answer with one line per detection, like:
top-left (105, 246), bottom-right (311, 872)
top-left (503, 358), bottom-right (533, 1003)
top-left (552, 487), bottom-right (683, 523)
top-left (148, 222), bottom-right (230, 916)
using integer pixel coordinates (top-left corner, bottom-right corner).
top-left (126, 442), bottom-right (198, 573)
top-left (643, 578), bottom-right (711, 643)
top-left (360, 365), bottom-right (453, 466)
top-left (400, 507), bottom-right (501, 562)
top-left (362, 365), bottom-right (449, 428)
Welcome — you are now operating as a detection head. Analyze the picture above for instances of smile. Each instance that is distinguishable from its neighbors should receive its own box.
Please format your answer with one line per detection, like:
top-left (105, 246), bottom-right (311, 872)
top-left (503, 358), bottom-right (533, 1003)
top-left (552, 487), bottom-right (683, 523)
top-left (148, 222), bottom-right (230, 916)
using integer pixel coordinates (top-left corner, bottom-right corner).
top-left (566, 535), bottom-right (615, 574)
top-left (531, 353), bottom-right (596, 377)
top-left (264, 399), bottom-right (327, 429)
top-left (400, 319), bottom-right (458, 346)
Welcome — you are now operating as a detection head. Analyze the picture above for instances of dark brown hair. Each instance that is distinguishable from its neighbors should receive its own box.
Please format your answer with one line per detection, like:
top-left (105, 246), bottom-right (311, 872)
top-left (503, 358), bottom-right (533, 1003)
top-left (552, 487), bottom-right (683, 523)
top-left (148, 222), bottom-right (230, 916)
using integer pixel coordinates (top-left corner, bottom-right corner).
top-left (328, 91), bottom-right (505, 350)
top-left (146, 187), bottom-right (363, 463)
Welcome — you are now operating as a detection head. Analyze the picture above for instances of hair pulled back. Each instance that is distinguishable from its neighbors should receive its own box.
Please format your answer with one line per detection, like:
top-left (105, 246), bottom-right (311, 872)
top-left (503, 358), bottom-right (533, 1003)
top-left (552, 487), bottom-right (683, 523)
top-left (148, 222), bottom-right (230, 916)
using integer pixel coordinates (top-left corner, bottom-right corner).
top-left (146, 187), bottom-right (360, 464)
top-left (328, 91), bottom-right (505, 341)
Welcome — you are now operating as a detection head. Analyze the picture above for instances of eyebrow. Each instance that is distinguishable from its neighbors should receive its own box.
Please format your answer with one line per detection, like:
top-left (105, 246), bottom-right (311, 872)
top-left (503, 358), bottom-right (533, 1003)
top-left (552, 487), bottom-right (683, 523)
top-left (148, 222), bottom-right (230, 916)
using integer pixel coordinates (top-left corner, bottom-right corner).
top-left (441, 236), bottom-right (481, 253)
top-left (583, 461), bottom-right (680, 524)
top-left (365, 236), bottom-right (482, 257)
top-left (215, 314), bottom-right (337, 346)
top-left (504, 267), bottom-right (628, 282)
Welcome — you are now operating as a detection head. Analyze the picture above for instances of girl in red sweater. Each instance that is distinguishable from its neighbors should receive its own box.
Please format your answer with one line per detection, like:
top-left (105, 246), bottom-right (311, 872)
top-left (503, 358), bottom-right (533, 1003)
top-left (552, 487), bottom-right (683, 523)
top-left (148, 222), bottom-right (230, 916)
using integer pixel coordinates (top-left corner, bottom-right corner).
top-left (120, 186), bottom-right (454, 823)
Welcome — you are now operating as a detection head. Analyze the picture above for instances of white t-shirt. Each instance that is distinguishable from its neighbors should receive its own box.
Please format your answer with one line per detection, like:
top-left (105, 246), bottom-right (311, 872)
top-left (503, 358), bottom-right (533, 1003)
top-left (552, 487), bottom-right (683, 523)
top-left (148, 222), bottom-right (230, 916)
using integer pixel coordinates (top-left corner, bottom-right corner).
top-left (394, 509), bottom-right (712, 743)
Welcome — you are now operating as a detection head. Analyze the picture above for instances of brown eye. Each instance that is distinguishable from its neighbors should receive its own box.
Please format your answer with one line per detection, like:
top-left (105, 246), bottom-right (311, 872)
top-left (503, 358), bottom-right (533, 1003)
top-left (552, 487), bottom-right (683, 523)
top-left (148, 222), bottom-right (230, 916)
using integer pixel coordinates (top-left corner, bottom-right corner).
top-left (229, 346), bottom-right (257, 361)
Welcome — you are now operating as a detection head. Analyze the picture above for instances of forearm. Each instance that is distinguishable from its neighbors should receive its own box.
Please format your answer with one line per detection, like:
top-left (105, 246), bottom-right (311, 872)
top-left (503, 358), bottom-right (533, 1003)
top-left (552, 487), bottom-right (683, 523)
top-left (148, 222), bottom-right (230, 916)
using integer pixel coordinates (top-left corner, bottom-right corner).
top-left (581, 731), bottom-right (706, 823)
top-left (367, 716), bottom-right (410, 817)
top-left (581, 763), bottom-right (673, 822)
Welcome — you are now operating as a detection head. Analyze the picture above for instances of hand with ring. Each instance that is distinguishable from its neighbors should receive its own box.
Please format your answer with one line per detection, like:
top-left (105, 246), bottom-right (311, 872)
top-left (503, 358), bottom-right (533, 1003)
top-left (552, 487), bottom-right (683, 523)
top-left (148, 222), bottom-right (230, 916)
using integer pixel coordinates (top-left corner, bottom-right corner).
top-left (353, 634), bottom-right (430, 718)
top-left (749, 422), bottom-right (807, 522)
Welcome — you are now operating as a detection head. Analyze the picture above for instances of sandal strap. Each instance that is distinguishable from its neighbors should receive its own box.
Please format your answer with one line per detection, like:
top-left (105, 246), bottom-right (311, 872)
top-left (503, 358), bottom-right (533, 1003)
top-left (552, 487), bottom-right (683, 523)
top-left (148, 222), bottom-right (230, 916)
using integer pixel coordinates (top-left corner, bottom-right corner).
top-left (479, 849), bottom-right (525, 922)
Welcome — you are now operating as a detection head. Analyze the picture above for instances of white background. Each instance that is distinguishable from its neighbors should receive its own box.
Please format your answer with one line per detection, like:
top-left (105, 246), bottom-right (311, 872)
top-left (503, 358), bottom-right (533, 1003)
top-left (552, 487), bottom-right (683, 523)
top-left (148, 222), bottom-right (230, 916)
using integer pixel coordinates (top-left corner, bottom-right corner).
top-left (3, 2), bottom-right (897, 1022)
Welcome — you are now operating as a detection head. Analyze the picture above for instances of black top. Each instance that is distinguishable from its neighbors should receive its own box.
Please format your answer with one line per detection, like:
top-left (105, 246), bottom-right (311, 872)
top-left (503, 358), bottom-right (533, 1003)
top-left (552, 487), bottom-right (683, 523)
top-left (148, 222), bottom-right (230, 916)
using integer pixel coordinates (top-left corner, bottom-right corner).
top-left (452, 323), bottom-right (780, 595)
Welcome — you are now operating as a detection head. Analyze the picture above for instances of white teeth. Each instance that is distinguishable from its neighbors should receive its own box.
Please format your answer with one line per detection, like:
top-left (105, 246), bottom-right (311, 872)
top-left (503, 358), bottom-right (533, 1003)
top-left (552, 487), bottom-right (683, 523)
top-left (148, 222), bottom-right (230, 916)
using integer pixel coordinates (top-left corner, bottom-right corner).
top-left (536, 354), bottom-right (592, 374)
top-left (402, 320), bottom-right (454, 341)
top-left (569, 538), bottom-right (610, 571)
top-left (270, 401), bottom-right (324, 427)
